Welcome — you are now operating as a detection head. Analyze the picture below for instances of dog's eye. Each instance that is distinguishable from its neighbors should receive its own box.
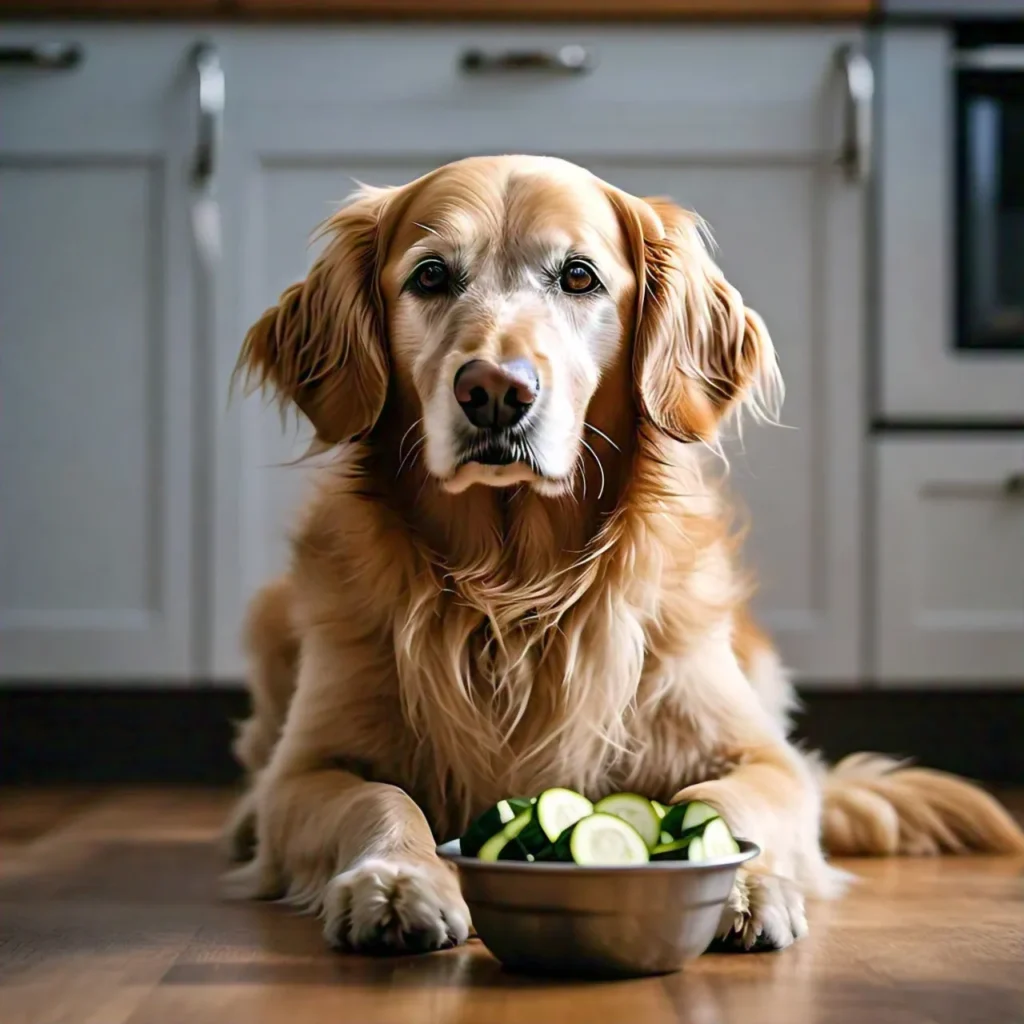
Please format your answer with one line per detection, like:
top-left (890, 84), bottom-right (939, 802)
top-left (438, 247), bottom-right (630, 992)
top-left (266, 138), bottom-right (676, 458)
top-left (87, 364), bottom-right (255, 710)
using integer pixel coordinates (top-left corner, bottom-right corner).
top-left (408, 259), bottom-right (451, 296)
top-left (559, 259), bottom-right (600, 295)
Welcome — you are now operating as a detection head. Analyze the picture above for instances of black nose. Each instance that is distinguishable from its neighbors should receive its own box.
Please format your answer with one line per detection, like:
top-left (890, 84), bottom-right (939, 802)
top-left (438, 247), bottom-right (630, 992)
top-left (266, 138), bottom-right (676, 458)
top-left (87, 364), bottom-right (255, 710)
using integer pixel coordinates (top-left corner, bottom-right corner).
top-left (453, 359), bottom-right (539, 429)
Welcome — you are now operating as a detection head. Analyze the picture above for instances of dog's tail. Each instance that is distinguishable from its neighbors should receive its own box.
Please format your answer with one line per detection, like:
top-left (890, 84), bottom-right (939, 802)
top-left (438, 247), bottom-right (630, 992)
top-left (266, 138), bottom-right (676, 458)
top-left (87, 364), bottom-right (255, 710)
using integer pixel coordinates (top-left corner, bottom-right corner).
top-left (819, 753), bottom-right (1024, 856)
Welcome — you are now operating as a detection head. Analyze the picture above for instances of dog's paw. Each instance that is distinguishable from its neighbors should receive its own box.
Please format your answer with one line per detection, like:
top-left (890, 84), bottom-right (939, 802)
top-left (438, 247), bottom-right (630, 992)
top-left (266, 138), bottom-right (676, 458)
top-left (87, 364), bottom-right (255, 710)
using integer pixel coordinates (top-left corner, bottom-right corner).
top-left (713, 869), bottom-right (808, 952)
top-left (323, 858), bottom-right (471, 955)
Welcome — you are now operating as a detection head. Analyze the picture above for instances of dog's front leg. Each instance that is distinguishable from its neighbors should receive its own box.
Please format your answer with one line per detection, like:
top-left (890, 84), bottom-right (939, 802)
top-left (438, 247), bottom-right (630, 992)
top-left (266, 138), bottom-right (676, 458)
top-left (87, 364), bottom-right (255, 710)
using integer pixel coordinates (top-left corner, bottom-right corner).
top-left (243, 767), bottom-right (470, 953)
top-left (221, 641), bottom-right (470, 954)
top-left (672, 741), bottom-right (835, 951)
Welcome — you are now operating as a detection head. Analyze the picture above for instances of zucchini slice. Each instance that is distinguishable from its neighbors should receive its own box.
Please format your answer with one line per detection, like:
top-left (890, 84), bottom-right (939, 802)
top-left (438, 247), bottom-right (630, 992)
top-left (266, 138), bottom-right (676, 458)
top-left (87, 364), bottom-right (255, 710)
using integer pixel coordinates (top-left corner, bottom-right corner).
top-left (477, 810), bottom-right (533, 862)
top-left (535, 788), bottom-right (594, 842)
top-left (460, 797), bottom-right (534, 856)
top-left (660, 800), bottom-right (720, 840)
top-left (650, 837), bottom-right (694, 861)
top-left (593, 793), bottom-right (663, 849)
top-left (516, 787), bottom-right (594, 855)
top-left (695, 817), bottom-right (740, 860)
top-left (554, 812), bottom-right (650, 866)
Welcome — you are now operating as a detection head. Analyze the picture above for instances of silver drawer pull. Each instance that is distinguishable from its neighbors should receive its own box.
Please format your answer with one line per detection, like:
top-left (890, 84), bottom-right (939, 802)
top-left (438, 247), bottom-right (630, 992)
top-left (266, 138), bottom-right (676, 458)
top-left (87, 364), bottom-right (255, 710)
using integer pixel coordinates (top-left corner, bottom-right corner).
top-left (0, 43), bottom-right (82, 70)
top-left (460, 45), bottom-right (594, 75)
top-left (954, 47), bottom-right (1024, 73)
top-left (922, 475), bottom-right (1024, 499)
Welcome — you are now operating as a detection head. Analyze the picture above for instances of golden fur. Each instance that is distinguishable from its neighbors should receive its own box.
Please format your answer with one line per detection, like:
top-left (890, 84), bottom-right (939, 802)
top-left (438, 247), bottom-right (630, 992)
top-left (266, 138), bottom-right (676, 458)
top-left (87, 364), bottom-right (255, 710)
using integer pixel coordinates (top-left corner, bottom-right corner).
top-left (224, 156), bottom-right (1024, 955)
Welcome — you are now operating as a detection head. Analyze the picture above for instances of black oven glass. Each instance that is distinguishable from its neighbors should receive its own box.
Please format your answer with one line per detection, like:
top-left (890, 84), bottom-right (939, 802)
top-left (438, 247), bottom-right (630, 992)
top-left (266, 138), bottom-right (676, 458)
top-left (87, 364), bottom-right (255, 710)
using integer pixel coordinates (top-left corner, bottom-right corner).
top-left (956, 32), bottom-right (1024, 351)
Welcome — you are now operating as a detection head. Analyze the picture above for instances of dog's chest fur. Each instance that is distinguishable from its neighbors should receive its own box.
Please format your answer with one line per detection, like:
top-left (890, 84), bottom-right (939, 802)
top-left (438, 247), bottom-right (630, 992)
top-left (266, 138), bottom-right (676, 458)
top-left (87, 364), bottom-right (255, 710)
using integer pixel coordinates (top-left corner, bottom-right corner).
top-left (300, 452), bottom-right (744, 837)
top-left (382, 525), bottom-right (739, 836)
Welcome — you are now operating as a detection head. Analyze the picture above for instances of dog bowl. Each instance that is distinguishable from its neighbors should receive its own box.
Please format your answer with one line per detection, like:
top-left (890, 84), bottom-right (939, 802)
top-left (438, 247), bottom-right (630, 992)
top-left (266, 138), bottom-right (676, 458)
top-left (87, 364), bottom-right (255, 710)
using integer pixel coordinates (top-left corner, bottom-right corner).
top-left (437, 838), bottom-right (759, 978)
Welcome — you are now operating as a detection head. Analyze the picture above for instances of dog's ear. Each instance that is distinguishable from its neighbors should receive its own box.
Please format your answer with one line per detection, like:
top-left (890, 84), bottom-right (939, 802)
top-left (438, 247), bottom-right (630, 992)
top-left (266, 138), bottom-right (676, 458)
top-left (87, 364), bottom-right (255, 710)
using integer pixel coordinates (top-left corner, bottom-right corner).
top-left (235, 185), bottom-right (395, 445)
top-left (613, 192), bottom-right (782, 444)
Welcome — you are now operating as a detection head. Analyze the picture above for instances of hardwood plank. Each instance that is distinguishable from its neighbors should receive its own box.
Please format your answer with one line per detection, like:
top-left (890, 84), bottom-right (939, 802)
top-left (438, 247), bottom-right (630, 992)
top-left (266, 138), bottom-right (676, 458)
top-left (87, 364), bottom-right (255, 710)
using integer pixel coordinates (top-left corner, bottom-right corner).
top-left (1, 789), bottom-right (1022, 1024)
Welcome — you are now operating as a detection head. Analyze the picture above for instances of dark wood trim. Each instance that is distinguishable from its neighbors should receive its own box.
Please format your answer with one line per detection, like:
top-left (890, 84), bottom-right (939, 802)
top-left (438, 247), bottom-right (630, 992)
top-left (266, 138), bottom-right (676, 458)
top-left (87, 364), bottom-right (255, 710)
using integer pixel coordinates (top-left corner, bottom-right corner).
top-left (2, 685), bottom-right (1022, 784)
top-left (0, 0), bottom-right (873, 20)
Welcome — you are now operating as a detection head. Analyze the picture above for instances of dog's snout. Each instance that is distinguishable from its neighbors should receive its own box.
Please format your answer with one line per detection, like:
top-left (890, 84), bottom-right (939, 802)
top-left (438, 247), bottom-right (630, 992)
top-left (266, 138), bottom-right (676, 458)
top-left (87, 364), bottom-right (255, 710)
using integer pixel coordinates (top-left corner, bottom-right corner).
top-left (453, 359), bottom-right (539, 429)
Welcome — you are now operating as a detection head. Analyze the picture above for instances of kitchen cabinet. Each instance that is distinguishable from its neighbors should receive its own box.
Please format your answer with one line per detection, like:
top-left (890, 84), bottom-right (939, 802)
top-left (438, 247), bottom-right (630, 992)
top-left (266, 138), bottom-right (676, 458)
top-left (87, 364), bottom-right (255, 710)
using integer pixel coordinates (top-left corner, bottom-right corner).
top-left (874, 439), bottom-right (1024, 684)
top-left (211, 26), bottom-right (869, 682)
top-left (0, 28), bottom-right (203, 681)
top-left (0, 25), bottom-right (869, 685)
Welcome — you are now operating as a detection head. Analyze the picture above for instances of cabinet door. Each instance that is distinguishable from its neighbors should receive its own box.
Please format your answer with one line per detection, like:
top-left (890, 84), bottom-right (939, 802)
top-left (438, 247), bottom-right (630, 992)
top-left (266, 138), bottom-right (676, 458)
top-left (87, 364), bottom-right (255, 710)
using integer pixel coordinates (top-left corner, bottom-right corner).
top-left (0, 28), bottom-right (200, 681)
top-left (875, 439), bottom-right (1024, 684)
top-left (213, 27), bottom-right (867, 681)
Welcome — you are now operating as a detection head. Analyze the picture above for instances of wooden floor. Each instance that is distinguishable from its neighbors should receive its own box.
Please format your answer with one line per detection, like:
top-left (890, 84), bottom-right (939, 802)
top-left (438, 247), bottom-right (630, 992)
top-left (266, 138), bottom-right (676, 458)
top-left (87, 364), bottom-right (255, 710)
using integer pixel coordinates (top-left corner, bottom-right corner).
top-left (1, 789), bottom-right (1022, 1024)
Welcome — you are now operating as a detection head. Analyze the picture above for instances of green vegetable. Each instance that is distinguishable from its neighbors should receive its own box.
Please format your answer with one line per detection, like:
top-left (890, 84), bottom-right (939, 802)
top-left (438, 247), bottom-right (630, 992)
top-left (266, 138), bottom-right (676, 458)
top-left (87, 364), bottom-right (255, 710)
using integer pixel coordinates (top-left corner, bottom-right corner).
top-left (477, 810), bottom-right (533, 861)
top-left (686, 817), bottom-right (740, 862)
top-left (552, 812), bottom-right (650, 866)
top-left (660, 800), bottom-right (720, 840)
top-left (460, 797), bottom-right (534, 857)
top-left (515, 788), bottom-right (594, 856)
top-left (593, 793), bottom-right (663, 849)
top-left (650, 837), bottom-right (695, 861)
top-left (459, 790), bottom-right (741, 866)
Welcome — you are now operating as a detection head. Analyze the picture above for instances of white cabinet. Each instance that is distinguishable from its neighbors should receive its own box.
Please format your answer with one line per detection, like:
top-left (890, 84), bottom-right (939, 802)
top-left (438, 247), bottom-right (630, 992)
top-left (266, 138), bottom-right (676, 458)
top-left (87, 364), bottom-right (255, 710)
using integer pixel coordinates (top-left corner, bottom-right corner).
top-left (875, 439), bottom-right (1024, 684)
top-left (208, 26), bottom-right (869, 681)
top-left (0, 25), bottom-right (869, 685)
top-left (0, 28), bottom-right (202, 681)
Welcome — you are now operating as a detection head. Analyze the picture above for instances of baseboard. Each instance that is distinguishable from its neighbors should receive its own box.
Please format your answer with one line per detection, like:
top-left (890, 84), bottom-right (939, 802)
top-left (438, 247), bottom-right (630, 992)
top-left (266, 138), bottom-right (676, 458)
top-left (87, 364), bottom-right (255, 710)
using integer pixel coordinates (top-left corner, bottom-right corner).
top-left (1, 686), bottom-right (1022, 785)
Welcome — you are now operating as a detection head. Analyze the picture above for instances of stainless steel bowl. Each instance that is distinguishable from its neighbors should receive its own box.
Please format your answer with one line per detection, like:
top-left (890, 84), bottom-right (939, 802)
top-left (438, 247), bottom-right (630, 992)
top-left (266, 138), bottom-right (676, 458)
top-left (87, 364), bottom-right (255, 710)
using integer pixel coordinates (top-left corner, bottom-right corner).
top-left (437, 838), bottom-right (759, 978)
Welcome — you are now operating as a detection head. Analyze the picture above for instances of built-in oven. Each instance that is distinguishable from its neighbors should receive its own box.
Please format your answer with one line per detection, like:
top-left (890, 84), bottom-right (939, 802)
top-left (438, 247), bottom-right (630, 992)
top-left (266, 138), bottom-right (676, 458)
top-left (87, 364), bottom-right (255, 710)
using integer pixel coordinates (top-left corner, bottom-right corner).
top-left (955, 25), bottom-right (1024, 352)
top-left (877, 18), bottom-right (1024, 422)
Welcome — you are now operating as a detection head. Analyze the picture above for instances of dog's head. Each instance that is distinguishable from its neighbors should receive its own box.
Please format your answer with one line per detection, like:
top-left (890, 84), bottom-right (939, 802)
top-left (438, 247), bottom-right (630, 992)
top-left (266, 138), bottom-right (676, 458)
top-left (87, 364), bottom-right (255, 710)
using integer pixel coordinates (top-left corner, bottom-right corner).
top-left (238, 156), bottom-right (780, 496)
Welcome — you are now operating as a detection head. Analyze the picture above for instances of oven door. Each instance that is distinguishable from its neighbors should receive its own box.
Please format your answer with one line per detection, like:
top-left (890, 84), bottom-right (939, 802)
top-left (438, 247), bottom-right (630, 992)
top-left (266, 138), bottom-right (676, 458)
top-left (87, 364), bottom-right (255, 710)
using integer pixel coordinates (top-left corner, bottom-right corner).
top-left (877, 27), bottom-right (1024, 422)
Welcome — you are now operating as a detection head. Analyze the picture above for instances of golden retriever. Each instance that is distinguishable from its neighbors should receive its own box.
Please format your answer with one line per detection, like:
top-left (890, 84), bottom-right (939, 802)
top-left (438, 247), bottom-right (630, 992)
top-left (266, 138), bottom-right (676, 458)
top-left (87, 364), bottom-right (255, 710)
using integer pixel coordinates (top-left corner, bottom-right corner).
top-left (223, 155), bottom-right (1024, 954)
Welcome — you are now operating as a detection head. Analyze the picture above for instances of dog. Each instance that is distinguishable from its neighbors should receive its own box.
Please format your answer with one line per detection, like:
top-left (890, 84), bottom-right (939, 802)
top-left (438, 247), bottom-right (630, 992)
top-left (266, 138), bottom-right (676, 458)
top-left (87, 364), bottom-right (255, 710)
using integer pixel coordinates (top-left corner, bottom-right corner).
top-left (223, 155), bottom-right (1024, 954)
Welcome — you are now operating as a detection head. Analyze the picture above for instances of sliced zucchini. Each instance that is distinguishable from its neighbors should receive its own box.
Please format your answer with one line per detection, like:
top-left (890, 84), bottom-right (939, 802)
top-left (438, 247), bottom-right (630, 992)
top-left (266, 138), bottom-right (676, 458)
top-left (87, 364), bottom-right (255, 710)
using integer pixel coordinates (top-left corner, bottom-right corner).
top-left (660, 800), bottom-right (720, 840)
top-left (696, 817), bottom-right (740, 859)
top-left (652, 801), bottom-right (669, 820)
top-left (535, 788), bottom-right (594, 841)
top-left (516, 788), bottom-right (594, 854)
top-left (460, 797), bottom-right (533, 857)
top-left (675, 819), bottom-right (740, 863)
top-left (553, 812), bottom-right (650, 866)
top-left (477, 810), bottom-right (533, 861)
top-left (650, 838), bottom-right (694, 861)
top-left (497, 837), bottom-right (536, 862)
top-left (593, 793), bottom-right (662, 849)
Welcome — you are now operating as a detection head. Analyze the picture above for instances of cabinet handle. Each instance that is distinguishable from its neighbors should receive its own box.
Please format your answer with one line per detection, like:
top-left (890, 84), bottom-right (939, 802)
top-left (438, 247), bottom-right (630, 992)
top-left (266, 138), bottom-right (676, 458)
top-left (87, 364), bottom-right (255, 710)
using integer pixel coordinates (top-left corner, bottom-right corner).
top-left (0, 42), bottom-right (82, 70)
top-left (922, 475), bottom-right (1024, 498)
top-left (953, 47), bottom-right (1024, 73)
top-left (836, 44), bottom-right (874, 185)
top-left (460, 45), bottom-right (594, 75)
top-left (190, 41), bottom-right (224, 191)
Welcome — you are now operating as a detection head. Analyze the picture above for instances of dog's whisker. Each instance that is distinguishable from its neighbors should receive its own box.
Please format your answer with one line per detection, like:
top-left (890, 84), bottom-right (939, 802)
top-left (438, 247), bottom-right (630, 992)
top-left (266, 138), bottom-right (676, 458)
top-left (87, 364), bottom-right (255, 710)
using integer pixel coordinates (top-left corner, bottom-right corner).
top-left (580, 438), bottom-right (606, 501)
top-left (396, 435), bottom-right (427, 479)
top-left (396, 418), bottom-right (424, 474)
top-left (584, 422), bottom-right (621, 453)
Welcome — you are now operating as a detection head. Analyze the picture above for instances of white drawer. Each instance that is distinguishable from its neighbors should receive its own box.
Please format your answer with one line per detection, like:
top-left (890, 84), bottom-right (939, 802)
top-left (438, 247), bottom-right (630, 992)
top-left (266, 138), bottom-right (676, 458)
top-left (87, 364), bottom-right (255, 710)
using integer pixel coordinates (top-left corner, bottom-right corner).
top-left (223, 26), bottom-right (862, 159)
top-left (875, 439), bottom-right (1024, 684)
